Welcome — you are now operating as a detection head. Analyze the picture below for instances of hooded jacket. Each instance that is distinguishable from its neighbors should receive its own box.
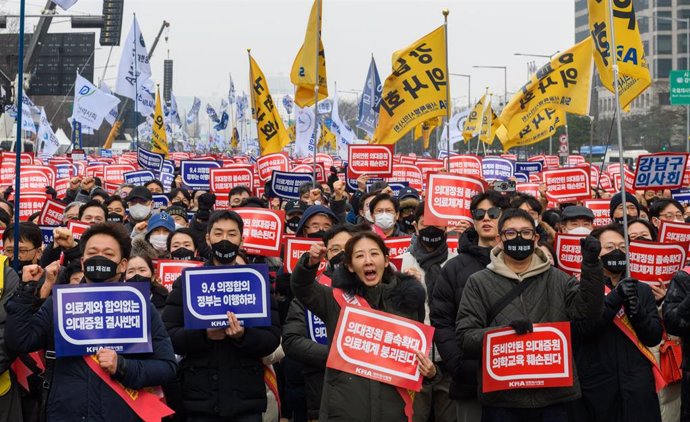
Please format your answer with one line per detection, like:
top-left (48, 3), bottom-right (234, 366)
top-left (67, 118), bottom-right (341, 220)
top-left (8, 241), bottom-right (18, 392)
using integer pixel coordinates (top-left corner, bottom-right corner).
top-left (429, 228), bottom-right (491, 399)
top-left (290, 253), bottom-right (426, 422)
top-left (455, 246), bottom-right (604, 408)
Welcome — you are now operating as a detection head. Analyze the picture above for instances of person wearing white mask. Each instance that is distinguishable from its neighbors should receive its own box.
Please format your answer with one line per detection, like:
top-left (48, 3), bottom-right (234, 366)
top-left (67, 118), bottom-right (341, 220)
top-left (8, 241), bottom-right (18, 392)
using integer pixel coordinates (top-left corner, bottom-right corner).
top-left (369, 193), bottom-right (404, 238)
top-left (124, 186), bottom-right (155, 234)
top-left (560, 206), bottom-right (595, 235)
top-left (132, 212), bottom-right (176, 259)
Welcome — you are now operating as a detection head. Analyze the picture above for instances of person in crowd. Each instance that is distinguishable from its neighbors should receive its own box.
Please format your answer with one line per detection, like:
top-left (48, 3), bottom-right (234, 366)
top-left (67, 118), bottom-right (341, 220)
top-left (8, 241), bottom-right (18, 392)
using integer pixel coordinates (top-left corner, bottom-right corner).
top-left (559, 205), bottom-right (595, 235)
top-left (78, 200), bottom-right (107, 225)
top-left (573, 224), bottom-right (663, 422)
top-left (189, 190), bottom-right (207, 211)
top-left (369, 193), bottom-right (404, 238)
top-left (3, 222), bottom-right (43, 278)
top-left (104, 196), bottom-right (127, 223)
top-left (165, 205), bottom-right (190, 229)
top-left (62, 201), bottom-right (82, 223)
top-left (282, 224), bottom-right (359, 422)
top-left (627, 218), bottom-right (657, 241)
top-left (357, 191), bottom-right (377, 226)
top-left (168, 228), bottom-right (200, 261)
top-left (291, 230), bottom-right (436, 421)
top-left (431, 191), bottom-right (508, 422)
top-left (169, 188), bottom-right (192, 209)
top-left (132, 212), bottom-right (176, 260)
top-left (145, 180), bottom-right (165, 195)
top-left (649, 198), bottom-right (685, 229)
top-left (511, 193), bottom-right (555, 243)
top-left (5, 223), bottom-right (177, 421)
top-left (285, 200), bottom-right (309, 234)
top-left (398, 187), bottom-right (421, 235)
top-left (114, 184), bottom-right (135, 201)
top-left (295, 205), bottom-right (339, 239)
top-left (125, 254), bottom-right (168, 311)
top-left (163, 210), bottom-right (281, 422)
top-left (125, 186), bottom-right (154, 233)
top-left (455, 208), bottom-right (604, 421)
top-left (0, 229), bottom-right (21, 421)
top-left (610, 191), bottom-right (641, 224)
top-left (401, 202), bottom-right (457, 422)
top-left (229, 186), bottom-right (252, 208)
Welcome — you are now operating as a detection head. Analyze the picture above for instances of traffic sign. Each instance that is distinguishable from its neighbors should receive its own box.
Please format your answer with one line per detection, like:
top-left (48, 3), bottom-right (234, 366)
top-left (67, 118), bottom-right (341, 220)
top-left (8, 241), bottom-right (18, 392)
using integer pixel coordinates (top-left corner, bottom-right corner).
top-left (559, 134), bottom-right (569, 157)
top-left (670, 70), bottom-right (690, 105)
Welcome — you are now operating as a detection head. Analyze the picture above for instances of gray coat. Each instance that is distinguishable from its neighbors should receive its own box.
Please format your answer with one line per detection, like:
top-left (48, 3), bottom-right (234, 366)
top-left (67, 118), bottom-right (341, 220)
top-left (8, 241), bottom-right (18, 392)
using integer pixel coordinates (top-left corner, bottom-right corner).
top-left (455, 247), bottom-right (604, 409)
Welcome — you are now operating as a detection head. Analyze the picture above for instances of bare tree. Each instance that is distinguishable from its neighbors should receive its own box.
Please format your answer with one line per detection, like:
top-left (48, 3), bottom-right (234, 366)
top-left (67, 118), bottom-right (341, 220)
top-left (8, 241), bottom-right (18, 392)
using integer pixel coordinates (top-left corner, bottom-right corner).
top-left (0, 0), bottom-right (19, 33)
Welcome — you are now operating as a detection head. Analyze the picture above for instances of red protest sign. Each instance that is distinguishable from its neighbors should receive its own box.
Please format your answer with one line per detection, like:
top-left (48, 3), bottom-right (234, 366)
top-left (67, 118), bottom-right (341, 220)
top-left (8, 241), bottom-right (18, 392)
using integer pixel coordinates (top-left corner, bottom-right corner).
top-left (542, 167), bottom-right (590, 203)
top-left (156, 259), bottom-right (203, 292)
top-left (447, 236), bottom-right (459, 256)
top-left (658, 221), bottom-right (690, 259)
top-left (599, 173), bottom-right (615, 193)
top-left (103, 164), bottom-right (136, 185)
top-left (257, 152), bottom-right (289, 182)
top-left (389, 164), bottom-right (423, 191)
top-left (482, 322), bottom-right (573, 393)
top-left (54, 178), bottom-right (69, 199)
top-left (446, 155), bottom-right (483, 178)
top-left (67, 220), bottom-right (91, 240)
top-left (18, 193), bottom-right (47, 221)
top-left (400, 155), bottom-right (417, 165)
top-left (516, 183), bottom-right (540, 198)
top-left (19, 170), bottom-right (53, 194)
top-left (292, 163), bottom-right (326, 183)
top-left (566, 155), bottom-right (586, 166)
top-left (326, 306), bottom-right (434, 392)
top-left (629, 240), bottom-right (687, 286)
top-left (85, 164), bottom-right (105, 179)
top-left (544, 155), bottom-right (560, 170)
top-left (582, 199), bottom-right (612, 226)
top-left (209, 167), bottom-right (254, 194)
top-left (38, 199), bottom-right (66, 226)
top-left (384, 237), bottom-right (412, 259)
top-left (613, 168), bottom-right (635, 192)
top-left (234, 208), bottom-right (285, 257)
top-left (416, 159), bottom-right (445, 183)
top-left (316, 153), bottom-right (334, 169)
top-left (283, 237), bottom-right (327, 274)
top-left (424, 174), bottom-right (486, 228)
top-left (555, 234), bottom-right (585, 275)
top-left (347, 145), bottom-right (394, 179)
top-left (633, 153), bottom-right (688, 190)
top-left (2, 151), bottom-right (33, 165)
top-left (501, 154), bottom-right (517, 161)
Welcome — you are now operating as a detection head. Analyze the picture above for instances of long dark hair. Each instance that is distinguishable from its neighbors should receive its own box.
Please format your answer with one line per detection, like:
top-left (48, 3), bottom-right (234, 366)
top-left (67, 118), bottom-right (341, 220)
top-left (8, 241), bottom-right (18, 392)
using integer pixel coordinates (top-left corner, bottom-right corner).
top-left (340, 231), bottom-right (394, 295)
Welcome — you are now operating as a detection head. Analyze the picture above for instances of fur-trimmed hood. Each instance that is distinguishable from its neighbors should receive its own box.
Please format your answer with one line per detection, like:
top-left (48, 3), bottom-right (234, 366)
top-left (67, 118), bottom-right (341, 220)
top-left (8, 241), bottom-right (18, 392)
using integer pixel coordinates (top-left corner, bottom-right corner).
top-left (330, 264), bottom-right (426, 315)
top-left (131, 236), bottom-right (169, 260)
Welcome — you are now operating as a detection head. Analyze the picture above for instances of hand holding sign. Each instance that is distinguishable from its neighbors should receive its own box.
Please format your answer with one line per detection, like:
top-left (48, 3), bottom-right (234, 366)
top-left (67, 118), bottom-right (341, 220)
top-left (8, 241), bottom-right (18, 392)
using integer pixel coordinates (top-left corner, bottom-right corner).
top-left (225, 312), bottom-right (245, 339)
top-left (416, 351), bottom-right (436, 379)
top-left (206, 328), bottom-right (226, 341)
top-left (96, 348), bottom-right (118, 375)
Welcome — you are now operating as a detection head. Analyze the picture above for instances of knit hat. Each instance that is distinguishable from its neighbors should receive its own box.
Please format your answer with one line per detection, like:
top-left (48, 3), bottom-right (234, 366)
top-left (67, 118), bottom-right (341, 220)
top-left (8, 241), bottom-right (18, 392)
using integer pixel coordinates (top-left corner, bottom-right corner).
top-left (609, 191), bottom-right (640, 218)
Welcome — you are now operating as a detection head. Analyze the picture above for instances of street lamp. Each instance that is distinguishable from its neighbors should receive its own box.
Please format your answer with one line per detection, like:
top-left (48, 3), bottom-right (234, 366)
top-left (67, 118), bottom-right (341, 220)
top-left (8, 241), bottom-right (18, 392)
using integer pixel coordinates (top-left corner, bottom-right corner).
top-left (449, 73), bottom-right (471, 109)
top-left (472, 65), bottom-right (507, 108)
top-left (514, 51), bottom-right (559, 78)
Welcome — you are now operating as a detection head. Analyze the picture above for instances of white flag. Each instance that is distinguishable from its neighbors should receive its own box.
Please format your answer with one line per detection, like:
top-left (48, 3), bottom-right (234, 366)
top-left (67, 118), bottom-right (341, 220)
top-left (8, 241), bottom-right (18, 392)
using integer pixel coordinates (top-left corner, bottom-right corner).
top-left (186, 97), bottom-right (201, 125)
top-left (72, 73), bottom-right (120, 130)
top-left (52, 0), bottom-right (78, 10)
top-left (135, 79), bottom-right (156, 117)
top-left (115, 16), bottom-right (152, 101)
top-left (329, 91), bottom-right (356, 160)
top-left (170, 92), bottom-right (182, 126)
top-left (137, 116), bottom-right (154, 141)
top-left (440, 110), bottom-right (470, 146)
top-left (99, 82), bottom-right (119, 126)
top-left (20, 95), bottom-right (36, 134)
top-left (295, 106), bottom-right (317, 158)
top-left (37, 108), bottom-right (60, 157)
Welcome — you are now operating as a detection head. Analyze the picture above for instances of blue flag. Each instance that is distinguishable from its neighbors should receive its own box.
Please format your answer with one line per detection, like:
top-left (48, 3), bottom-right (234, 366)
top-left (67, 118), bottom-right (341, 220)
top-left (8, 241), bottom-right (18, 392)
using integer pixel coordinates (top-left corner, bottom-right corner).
top-left (214, 112), bottom-right (229, 130)
top-left (356, 57), bottom-right (382, 138)
top-left (206, 104), bottom-right (220, 123)
top-left (186, 97), bottom-right (201, 124)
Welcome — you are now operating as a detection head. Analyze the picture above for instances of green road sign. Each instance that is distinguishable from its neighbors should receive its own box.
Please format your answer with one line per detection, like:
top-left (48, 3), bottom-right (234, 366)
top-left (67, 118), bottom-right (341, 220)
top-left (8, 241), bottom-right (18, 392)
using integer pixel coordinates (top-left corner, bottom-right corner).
top-left (671, 70), bottom-right (690, 105)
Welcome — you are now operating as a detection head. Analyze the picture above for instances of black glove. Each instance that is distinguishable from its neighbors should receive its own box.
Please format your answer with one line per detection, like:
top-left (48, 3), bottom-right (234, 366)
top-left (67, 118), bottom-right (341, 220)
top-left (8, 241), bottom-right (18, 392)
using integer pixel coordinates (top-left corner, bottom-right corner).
top-left (197, 193), bottom-right (216, 211)
top-left (580, 235), bottom-right (602, 264)
top-left (619, 277), bottom-right (640, 317)
top-left (3, 186), bottom-right (12, 200)
top-left (45, 186), bottom-right (57, 199)
top-left (508, 319), bottom-right (533, 335)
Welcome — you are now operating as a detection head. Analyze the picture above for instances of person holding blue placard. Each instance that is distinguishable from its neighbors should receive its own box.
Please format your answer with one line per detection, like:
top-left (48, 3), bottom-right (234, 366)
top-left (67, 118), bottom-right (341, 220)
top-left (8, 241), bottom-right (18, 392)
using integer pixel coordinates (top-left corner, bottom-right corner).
top-left (163, 210), bottom-right (281, 422)
top-left (5, 223), bottom-right (177, 422)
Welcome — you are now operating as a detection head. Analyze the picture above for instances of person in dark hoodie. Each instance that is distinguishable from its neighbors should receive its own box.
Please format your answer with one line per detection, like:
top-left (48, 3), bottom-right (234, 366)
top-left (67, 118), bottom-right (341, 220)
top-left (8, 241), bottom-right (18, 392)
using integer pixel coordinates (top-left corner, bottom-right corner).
top-left (291, 230), bottom-right (437, 421)
top-left (282, 224), bottom-right (360, 421)
top-left (430, 190), bottom-right (508, 422)
top-left (609, 191), bottom-right (641, 225)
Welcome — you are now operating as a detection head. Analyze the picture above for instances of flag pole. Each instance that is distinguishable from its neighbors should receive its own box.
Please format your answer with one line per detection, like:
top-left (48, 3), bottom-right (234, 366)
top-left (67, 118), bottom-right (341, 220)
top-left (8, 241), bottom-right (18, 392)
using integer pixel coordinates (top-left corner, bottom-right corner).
top-left (12, 0), bottom-right (26, 272)
top-left (607, 0), bottom-right (631, 278)
top-left (442, 9), bottom-right (451, 168)
top-left (312, 0), bottom-right (322, 184)
top-left (132, 13), bottom-right (140, 151)
top-left (248, 49), bottom-right (256, 156)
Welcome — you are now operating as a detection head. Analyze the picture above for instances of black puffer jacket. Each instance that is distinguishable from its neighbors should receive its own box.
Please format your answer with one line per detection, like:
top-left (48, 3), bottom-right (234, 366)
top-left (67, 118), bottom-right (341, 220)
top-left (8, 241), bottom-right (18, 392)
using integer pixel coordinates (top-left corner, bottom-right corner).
top-left (291, 253), bottom-right (426, 422)
top-left (162, 267), bottom-right (281, 419)
top-left (663, 269), bottom-right (690, 421)
top-left (429, 228), bottom-right (491, 399)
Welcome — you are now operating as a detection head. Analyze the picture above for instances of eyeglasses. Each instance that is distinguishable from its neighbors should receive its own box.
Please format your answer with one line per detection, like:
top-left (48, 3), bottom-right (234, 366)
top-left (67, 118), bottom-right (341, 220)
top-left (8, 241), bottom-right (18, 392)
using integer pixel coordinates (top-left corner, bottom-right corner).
top-left (658, 212), bottom-right (684, 221)
top-left (5, 247), bottom-right (37, 256)
top-left (472, 207), bottom-right (501, 221)
top-left (500, 229), bottom-right (535, 240)
top-left (307, 223), bottom-right (332, 231)
top-left (328, 246), bottom-right (344, 255)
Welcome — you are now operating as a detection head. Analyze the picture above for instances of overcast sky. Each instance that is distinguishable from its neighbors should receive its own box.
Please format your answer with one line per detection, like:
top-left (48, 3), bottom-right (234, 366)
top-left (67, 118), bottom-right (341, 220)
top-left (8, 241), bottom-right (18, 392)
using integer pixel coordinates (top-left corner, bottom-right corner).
top-left (5, 0), bottom-right (575, 109)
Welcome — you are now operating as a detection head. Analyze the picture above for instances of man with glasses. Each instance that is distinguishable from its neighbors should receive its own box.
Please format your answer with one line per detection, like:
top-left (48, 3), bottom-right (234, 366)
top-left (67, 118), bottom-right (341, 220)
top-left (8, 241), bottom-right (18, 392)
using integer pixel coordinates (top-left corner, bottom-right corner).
top-left (455, 208), bottom-right (605, 421)
top-left (294, 205), bottom-right (339, 239)
top-left (610, 191), bottom-right (641, 225)
top-left (649, 198), bottom-right (685, 230)
top-left (430, 191), bottom-right (508, 422)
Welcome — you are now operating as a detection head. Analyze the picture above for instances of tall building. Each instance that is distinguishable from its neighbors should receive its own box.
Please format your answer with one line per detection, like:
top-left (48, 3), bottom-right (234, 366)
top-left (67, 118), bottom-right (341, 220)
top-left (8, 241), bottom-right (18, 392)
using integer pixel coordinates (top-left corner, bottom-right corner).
top-left (575, 0), bottom-right (690, 120)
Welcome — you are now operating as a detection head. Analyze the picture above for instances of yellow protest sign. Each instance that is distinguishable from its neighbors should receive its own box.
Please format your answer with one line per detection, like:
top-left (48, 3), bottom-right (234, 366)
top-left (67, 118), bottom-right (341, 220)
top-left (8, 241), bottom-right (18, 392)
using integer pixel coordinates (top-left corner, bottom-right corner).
top-left (249, 54), bottom-right (291, 156)
top-left (588, 0), bottom-right (651, 110)
top-left (151, 86), bottom-right (168, 157)
top-left (501, 108), bottom-right (566, 151)
top-left (372, 25), bottom-right (448, 145)
top-left (291, 0), bottom-right (328, 107)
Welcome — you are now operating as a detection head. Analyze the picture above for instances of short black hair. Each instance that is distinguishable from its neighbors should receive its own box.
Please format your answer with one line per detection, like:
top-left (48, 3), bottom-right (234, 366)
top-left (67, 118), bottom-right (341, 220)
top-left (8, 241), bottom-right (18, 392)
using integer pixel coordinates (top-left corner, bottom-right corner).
top-left (78, 200), bottom-right (107, 220)
top-left (323, 224), bottom-right (360, 247)
top-left (0, 199), bottom-right (14, 218)
top-left (511, 193), bottom-right (543, 215)
top-left (470, 191), bottom-right (509, 212)
top-left (649, 198), bottom-right (684, 220)
top-left (104, 196), bottom-right (126, 209)
top-left (298, 182), bottom-right (322, 197)
top-left (145, 180), bottom-right (165, 192)
top-left (498, 208), bottom-right (536, 232)
top-left (627, 217), bottom-right (658, 241)
top-left (80, 222), bottom-right (132, 260)
top-left (591, 223), bottom-right (625, 240)
top-left (369, 193), bottom-right (399, 214)
top-left (168, 188), bottom-right (191, 203)
top-left (358, 191), bottom-right (377, 212)
top-left (3, 221), bottom-right (42, 248)
top-left (167, 227), bottom-right (200, 251)
top-left (127, 254), bottom-right (155, 273)
top-left (414, 202), bottom-right (425, 223)
top-left (229, 186), bottom-right (252, 198)
top-left (206, 210), bottom-right (244, 234)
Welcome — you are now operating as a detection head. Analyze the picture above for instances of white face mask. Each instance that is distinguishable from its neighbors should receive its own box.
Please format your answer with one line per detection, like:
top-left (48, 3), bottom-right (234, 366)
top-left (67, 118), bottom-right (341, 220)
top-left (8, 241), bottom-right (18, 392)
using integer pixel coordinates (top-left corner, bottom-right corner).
top-left (174, 223), bottom-right (186, 231)
top-left (129, 204), bottom-right (151, 221)
top-left (149, 234), bottom-right (168, 252)
top-left (364, 209), bottom-right (374, 223)
top-left (375, 212), bottom-right (396, 231)
top-left (568, 226), bottom-right (592, 235)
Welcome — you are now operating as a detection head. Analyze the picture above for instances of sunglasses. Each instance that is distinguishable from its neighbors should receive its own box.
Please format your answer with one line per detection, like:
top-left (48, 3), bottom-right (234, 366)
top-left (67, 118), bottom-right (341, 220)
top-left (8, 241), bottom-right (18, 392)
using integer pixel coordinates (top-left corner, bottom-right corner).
top-left (472, 207), bottom-right (501, 221)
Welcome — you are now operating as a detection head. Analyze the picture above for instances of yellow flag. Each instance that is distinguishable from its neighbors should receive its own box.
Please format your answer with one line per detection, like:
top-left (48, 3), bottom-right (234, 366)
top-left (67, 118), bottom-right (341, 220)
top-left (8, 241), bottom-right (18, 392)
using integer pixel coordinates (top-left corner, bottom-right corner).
top-left (291, 0), bottom-right (328, 107)
top-left (588, 0), bottom-right (651, 110)
top-left (318, 123), bottom-right (336, 150)
top-left (151, 86), bottom-right (168, 157)
top-left (372, 25), bottom-right (448, 145)
top-left (501, 108), bottom-right (566, 151)
top-left (500, 37), bottom-right (592, 134)
top-left (462, 94), bottom-right (487, 142)
top-left (249, 54), bottom-right (291, 156)
top-left (414, 117), bottom-right (441, 149)
top-left (479, 103), bottom-right (506, 145)
top-left (231, 127), bottom-right (239, 148)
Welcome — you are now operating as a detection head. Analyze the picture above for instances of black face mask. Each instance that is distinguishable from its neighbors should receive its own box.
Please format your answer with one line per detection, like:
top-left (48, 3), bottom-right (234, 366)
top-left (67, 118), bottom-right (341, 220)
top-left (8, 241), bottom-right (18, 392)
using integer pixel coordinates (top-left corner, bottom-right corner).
top-left (601, 249), bottom-right (627, 274)
top-left (503, 237), bottom-right (534, 261)
top-left (401, 218), bottom-right (416, 233)
top-left (419, 226), bottom-right (447, 249)
top-left (171, 247), bottom-right (195, 261)
top-left (329, 251), bottom-right (344, 269)
top-left (11, 259), bottom-right (34, 273)
top-left (613, 217), bottom-right (624, 225)
top-left (172, 201), bottom-right (189, 209)
top-left (83, 256), bottom-right (120, 283)
top-left (287, 216), bottom-right (301, 233)
top-left (307, 230), bottom-right (326, 240)
top-left (211, 240), bottom-right (240, 265)
top-left (107, 212), bottom-right (123, 223)
top-left (127, 274), bottom-right (151, 284)
top-left (191, 219), bottom-right (207, 232)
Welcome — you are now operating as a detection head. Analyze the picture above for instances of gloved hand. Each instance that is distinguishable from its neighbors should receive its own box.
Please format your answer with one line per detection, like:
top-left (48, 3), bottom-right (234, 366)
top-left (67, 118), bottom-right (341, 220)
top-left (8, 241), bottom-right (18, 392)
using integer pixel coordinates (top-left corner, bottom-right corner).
top-left (3, 186), bottom-right (12, 200)
top-left (197, 193), bottom-right (216, 211)
top-left (508, 319), bottom-right (533, 335)
top-left (45, 186), bottom-right (57, 199)
top-left (616, 277), bottom-right (638, 300)
top-left (619, 277), bottom-right (640, 317)
top-left (580, 235), bottom-right (602, 264)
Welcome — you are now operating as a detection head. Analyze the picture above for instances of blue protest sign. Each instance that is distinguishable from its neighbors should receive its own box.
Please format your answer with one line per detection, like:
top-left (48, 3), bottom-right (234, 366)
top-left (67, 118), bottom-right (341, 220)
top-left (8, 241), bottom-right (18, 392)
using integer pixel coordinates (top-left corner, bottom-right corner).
top-left (271, 171), bottom-right (315, 200)
top-left (52, 282), bottom-right (152, 357)
top-left (160, 172), bottom-right (174, 192)
top-left (39, 225), bottom-right (56, 247)
top-left (482, 158), bottom-right (515, 181)
top-left (514, 172), bottom-right (529, 183)
top-left (672, 188), bottom-right (690, 205)
top-left (53, 164), bottom-right (71, 180)
top-left (181, 160), bottom-right (221, 190)
top-left (100, 149), bottom-right (113, 158)
top-left (633, 152), bottom-right (688, 190)
top-left (137, 148), bottom-right (164, 172)
top-left (306, 309), bottom-right (327, 345)
top-left (364, 179), bottom-right (409, 197)
top-left (515, 161), bottom-right (543, 175)
top-left (124, 170), bottom-right (155, 186)
top-left (162, 160), bottom-right (175, 175)
top-left (152, 194), bottom-right (170, 210)
top-left (346, 178), bottom-right (358, 191)
top-left (182, 265), bottom-right (271, 329)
